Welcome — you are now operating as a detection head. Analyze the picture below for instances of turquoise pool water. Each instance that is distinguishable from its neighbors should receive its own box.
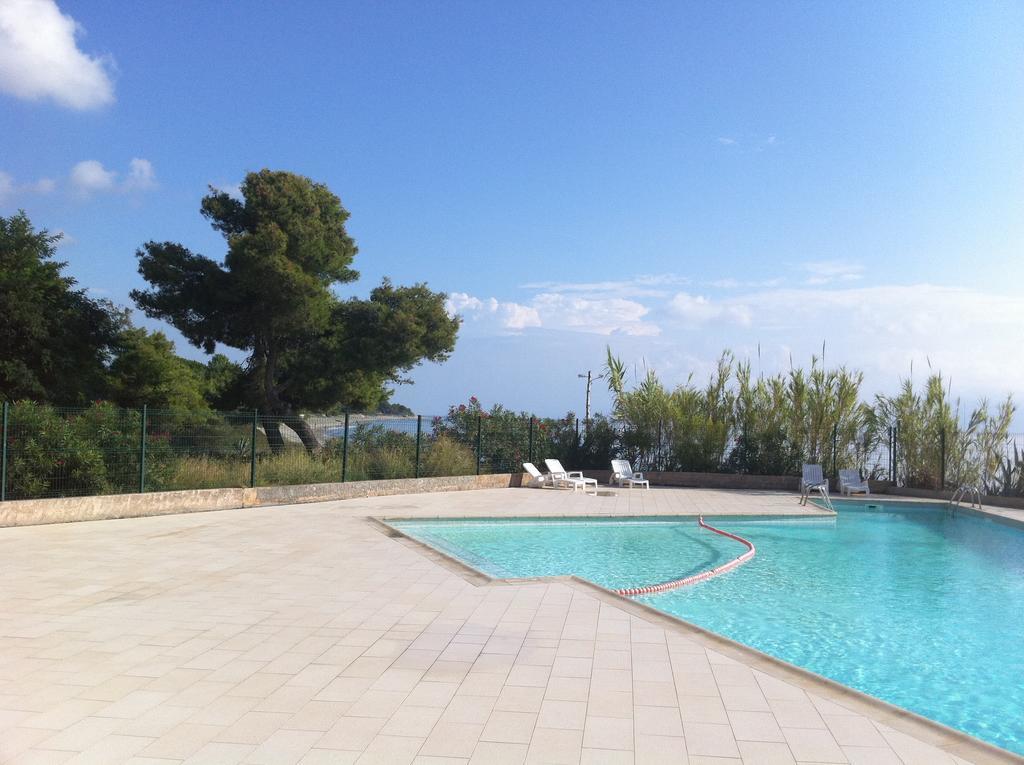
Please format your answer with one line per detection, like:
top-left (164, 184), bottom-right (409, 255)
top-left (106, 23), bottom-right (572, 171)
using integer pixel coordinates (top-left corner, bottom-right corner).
top-left (390, 502), bottom-right (1024, 755)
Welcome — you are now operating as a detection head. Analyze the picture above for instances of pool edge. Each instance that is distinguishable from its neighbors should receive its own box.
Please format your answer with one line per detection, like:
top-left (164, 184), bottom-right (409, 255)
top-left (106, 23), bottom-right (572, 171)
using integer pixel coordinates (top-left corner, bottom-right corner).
top-left (373, 514), bottom-right (1024, 765)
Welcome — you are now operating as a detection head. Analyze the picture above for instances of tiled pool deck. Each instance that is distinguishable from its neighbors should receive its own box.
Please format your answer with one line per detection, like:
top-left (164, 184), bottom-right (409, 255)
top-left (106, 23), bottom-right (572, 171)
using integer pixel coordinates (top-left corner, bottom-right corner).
top-left (0, 487), bottom-right (1018, 764)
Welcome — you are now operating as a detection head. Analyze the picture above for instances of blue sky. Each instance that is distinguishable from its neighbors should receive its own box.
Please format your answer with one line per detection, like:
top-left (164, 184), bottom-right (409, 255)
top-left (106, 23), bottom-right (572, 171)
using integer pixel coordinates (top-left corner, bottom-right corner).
top-left (2, 0), bottom-right (1023, 418)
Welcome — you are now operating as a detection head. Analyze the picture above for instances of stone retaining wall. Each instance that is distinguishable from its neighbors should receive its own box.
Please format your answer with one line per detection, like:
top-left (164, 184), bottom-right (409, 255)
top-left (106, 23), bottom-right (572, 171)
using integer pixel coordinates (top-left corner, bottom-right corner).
top-left (579, 470), bottom-right (801, 491)
top-left (0, 473), bottom-right (520, 528)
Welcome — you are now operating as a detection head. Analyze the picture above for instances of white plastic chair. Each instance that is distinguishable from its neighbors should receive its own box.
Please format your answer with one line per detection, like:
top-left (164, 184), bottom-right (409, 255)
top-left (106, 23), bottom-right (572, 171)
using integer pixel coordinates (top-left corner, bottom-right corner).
top-left (610, 459), bottom-right (649, 489)
top-left (800, 463), bottom-right (833, 509)
top-left (544, 459), bottom-right (598, 494)
top-left (839, 469), bottom-right (869, 496)
top-left (522, 462), bottom-right (549, 488)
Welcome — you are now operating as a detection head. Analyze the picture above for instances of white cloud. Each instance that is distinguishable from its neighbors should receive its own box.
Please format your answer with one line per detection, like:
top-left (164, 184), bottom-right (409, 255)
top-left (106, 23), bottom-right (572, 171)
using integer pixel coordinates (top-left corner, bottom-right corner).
top-left (669, 292), bottom-right (752, 327)
top-left (446, 292), bottom-right (542, 331)
top-left (801, 259), bottom-right (864, 285)
top-left (533, 293), bottom-right (660, 336)
top-left (0, 0), bottom-right (115, 110)
top-left (0, 169), bottom-right (58, 204)
top-left (70, 159), bottom-right (116, 195)
top-left (717, 137), bottom-right (737, 145)
top-left (24, 177), bottom-right (56, 193)
top-left (446, 292), bottom-right (485, 314)
top-left (123, 158), bottom-right (157, 191)
top-left (704, 277), bottom-right (783, 289)
top-left (446, 290), bottom-right (658, 336)
top-left (69, 158), bottom-right (157, 197)
top-left (429, 276), bottom-right (1024, 420)
top-left (520, 274), bottom-right (688, 299)
top-left (658, 284), bottom-right (1024, 398)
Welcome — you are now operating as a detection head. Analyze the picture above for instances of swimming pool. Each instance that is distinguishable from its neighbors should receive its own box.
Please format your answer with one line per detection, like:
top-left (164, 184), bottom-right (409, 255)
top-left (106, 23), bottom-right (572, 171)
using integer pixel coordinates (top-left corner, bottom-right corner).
top-left (390, 501), bottom-right (1024, 755)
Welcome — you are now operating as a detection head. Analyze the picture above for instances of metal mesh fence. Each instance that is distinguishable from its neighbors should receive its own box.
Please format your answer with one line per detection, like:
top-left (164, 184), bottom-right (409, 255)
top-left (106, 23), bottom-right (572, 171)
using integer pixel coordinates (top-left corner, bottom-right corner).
top-left (0, 403), bottom-right (576, 501)
top-left (2, 400), bottom-right (1022, 501)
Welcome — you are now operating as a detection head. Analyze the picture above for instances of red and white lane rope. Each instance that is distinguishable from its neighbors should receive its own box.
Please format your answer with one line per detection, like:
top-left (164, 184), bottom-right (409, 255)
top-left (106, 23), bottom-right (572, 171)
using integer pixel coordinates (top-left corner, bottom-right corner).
top-left (613, 516), bottom-right (756, 597)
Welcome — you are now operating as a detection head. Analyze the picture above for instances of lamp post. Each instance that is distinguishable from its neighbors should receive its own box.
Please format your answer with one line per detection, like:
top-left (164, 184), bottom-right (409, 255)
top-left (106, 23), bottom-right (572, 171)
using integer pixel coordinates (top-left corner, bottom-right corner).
top-left (577, 370), bottom-right (604, 431)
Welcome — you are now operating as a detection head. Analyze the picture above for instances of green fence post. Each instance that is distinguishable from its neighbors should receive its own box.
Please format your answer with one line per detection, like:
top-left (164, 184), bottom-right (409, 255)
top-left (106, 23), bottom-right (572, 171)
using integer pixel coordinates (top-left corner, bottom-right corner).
top-left (1, 401), bottom-right (8, 502)
top-left (940, 427), bottom-right (946, 490)
top-left (893, 423), bottom-right (899, 486)
top-left (415, 415), bottom-right (422, 479)
top-left (476, 415), bottom-right (482, 475)
top-left (888, 426), bottom-right (893, 481)
top-left (341, 411), bottom-right (349, 482)
top-left (139, 405), bottom-right (148, 493)
top-left (528, 416), bottom-right (534, 466)
top-left (250, 410), bottom-right (258, 488)
top-left (656, 419), bottom-right (662, 472)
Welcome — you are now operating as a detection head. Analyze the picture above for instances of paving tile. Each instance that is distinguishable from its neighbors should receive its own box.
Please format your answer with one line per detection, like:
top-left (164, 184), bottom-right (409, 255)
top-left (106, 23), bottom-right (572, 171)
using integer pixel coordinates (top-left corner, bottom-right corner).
top-left (181, 741), bottom-right (255, 764)
top-left (536, 699), bottom-right (587, 731)
top-left (585, 689), bottom-right (632, 719)
top-left (822, 714), bottom-right (888, 747)
top-left (298, 748), bottom-right (360, 764)
top-left (468, 741), bottom-right (528, 765)
top-left (682, 721), bottom-right (741, 758)
top-left (316, 716), bottom-right (387, 751)
top-left (346, 690), bottom-right (408, 718)
top-left (582, 716), bottom-right (633, 750)
top-left (781, 726), bottom-right (847, 763)
top-left (633, 705), bottom-right (682, 737)
top-left (579, 747), bottom-right (634, 764)
top-left (525, 728), bottom-right (583, 765)
top-left (480, 711), bottom-right (537, 744)
top-left (419, 722), bottom-right (485, 758)
top-left (38, 716), bottom-right (123, 752)
top-left (245, 729), bottom-right (322, 765)
top-left (505, 665), bottom-right (550, 688)
top-left (352, 734), bottom-right (424, 765)
top-left (677, 694), bottom-right (729, 724)
top-left (494, 685), bottom-right (545, 713)
top-left (140, 722), bottom-right (222, 759)
top-left (0, 488), bottom-right (975, 765)
top-left (634, 734), bottom-right (687, 764)
top-left (544, 677), bottom-right (590, 703)
top-left (736, 740), bottom-right (797, 764)
top-left (843, 744), bottom-right (902, 764)
top-left (767, 698), bottom-right (826, 729)
top-left (381, 705), bottom-right (443, 737)
top-left (64, 734), bottom-right (153, 764)
top-left (214, 711), bottom-right (290, 745)
top-left (405, 682), bottom-right (459, 708)
top-left (727, 709), bottom-right (785, 742)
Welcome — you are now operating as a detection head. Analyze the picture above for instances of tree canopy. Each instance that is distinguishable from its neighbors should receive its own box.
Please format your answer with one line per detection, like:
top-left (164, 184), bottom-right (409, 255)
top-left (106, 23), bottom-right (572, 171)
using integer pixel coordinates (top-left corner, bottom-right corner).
top-left (106, 328), bottom-right (210, 410)
top-left (132, 169), bottom-right (459, 449)
top-left (0, 212), bottom-right (126, 403)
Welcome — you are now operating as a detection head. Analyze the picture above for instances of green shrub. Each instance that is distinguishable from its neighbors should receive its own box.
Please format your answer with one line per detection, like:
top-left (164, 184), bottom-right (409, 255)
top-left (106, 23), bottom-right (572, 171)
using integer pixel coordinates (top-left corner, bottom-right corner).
top-left (421, 434), bottom-right (476, 476)
top-left (6, 401), bottom-right (108, 498)
top-left (257, 449), bottom-right (342, 486)
top-left (156, 455), bottom-right (249, 490)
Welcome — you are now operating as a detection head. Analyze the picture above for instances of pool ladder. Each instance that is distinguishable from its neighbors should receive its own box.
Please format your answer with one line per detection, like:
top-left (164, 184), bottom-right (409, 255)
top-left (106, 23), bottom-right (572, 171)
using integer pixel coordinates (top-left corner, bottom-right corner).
top-left (949, 485), bottom-right (982, 511)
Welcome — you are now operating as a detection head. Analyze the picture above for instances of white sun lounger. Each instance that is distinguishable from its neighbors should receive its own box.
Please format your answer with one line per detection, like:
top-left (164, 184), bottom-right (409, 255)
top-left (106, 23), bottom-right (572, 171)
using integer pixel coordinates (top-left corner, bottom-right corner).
top-left (610, 459), bottom-right (649, 489)
top-left (800, 463), bottom-right (833, 509)
top-left (839, 469), bottom-right (870, 496)
top-left (522, 462), bottom-right (549, 488)
top-left (544, 459), bottom-right (598, 494)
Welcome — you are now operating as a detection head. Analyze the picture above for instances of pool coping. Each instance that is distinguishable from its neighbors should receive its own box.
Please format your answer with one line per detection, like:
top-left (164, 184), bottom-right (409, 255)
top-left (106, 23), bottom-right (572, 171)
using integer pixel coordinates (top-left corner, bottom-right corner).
top-left (825, 494), bottom-right (1024, 532)
top-left (370, 513), bottom-right (1024, 765)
